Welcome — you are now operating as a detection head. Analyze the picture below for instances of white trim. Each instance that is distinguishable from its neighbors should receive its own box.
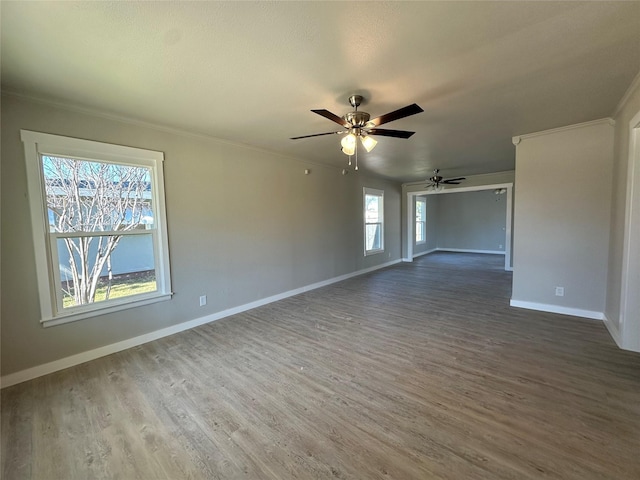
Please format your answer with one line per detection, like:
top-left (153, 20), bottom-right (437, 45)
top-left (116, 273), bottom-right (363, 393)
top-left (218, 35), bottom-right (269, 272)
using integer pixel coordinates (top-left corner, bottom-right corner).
top-left (419, 183), bottom-right (513, 196)
top-left (412, 248), bottom-right (437, 259)
top-left (509, 299), bottom-right (604, 321)
top-left (2, 90), bottom-right (346, 176)
top-left (0, 259), bottom-right (401, 388)
top-left (20, 130), bottom-right (173, 326)
top-left (404, 183), bottom-right (513, 271)
top-left (512, 118), bottom-right (614, 144)
top-left (613, 69), bottom-right (640, 118)
top-left (435, 248), bottom-right (505, 255)
top-left (412, 248), bottom-right (506, 257)
top-left (618, 109), bottom-right (640, 352)
top-left (603, 315), bottom-right (623, 348)
top-left (42, 293), bottom-right (173, 327)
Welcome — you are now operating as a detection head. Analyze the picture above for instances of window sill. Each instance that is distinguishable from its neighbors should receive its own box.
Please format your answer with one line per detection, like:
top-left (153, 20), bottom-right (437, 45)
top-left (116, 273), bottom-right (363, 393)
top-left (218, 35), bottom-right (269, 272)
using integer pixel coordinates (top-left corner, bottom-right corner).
top-left (41, 292), bottom-right (173, 327)
top-left (365, 249), bottom-right (384, 257)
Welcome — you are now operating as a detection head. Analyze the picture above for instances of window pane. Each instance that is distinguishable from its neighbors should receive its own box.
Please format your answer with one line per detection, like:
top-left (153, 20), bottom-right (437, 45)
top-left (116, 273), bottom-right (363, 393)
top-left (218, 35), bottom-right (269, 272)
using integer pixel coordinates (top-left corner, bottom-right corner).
top-left (365, 194), bottom-right (380, 223)
top-left (416, 199), bottom-right (426, 221)
top-left (42, 156), bottom-right (154, 232)
top-left (416, 221), bottom-right (424, 242)
top-left (57, 234), bottom-right (157, 308)
top-left (366, 224), bottom-right (382, 251)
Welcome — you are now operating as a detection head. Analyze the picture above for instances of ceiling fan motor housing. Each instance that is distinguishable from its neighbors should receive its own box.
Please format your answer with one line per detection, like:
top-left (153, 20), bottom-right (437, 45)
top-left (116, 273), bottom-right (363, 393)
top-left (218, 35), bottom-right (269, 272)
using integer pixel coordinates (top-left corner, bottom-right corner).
top-left (345, 95), bottom-right (371, 128)
top-left (344, 111), bottom-right (370, 127)
top-left (290, 94), bottom-right (422, 142)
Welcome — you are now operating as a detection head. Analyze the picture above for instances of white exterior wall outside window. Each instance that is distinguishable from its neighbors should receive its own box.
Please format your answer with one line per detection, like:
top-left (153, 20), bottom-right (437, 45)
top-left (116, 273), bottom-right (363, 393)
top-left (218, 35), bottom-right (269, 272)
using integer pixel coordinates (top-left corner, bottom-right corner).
top-left (21, 130), bottom-right (173, 327)
top-left (415, 197), bottom-right (426, 244)
top-left (364, 187), bottom-right (384, 255)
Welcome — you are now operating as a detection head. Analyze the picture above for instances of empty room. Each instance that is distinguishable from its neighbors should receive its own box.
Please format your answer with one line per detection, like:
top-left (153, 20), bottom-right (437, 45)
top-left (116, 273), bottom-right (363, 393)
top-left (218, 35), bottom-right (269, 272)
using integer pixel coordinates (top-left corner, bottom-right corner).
top-left (2, 2), bottom-right (640, 479)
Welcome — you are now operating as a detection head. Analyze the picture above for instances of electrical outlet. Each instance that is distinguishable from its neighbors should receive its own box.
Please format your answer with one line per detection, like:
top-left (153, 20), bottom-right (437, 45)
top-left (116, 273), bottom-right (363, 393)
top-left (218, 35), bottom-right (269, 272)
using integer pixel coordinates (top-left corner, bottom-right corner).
top-left (199, 295), bottom-right (207, 306)
top-left (499, 244), bottom-right (503, 249)
top-left (555, 287), bottom-right (564, 297)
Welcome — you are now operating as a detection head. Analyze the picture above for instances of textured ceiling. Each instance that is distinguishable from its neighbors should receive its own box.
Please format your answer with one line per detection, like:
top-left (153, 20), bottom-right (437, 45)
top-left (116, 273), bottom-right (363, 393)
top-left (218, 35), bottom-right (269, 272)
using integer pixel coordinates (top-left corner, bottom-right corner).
top-left (2, 1), bottom-right (639, 182)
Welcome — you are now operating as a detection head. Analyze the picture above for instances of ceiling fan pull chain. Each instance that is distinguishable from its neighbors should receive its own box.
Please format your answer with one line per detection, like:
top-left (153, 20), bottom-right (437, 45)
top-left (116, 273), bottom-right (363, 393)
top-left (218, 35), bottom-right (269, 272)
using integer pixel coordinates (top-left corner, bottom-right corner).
top-left (355, 143), bottom-right (359, 171)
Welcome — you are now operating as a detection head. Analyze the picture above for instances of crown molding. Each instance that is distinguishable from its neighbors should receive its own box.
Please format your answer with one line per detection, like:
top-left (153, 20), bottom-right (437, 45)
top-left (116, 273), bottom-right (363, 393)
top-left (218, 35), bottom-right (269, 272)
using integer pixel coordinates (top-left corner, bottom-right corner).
top-left (512, 117), bottom-right (614, 144)
top-left (613, 69), bottom-right (640, 118)
top-left (0, 89), bottom-right (369, 178)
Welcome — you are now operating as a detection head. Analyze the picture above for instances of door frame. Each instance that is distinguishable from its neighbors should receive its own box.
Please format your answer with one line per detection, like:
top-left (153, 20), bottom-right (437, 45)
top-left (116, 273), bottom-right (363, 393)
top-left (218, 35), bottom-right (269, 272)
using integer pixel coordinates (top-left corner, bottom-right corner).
top-left (404, 182), bottom-right (513, 271)
top-left (620, 109), bottom-right (640, 352)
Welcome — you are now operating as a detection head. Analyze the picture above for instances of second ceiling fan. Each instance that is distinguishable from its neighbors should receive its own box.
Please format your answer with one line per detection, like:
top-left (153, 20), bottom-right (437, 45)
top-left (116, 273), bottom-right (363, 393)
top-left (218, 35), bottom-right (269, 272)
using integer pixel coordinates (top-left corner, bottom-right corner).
top-left (291, 95), bottom-right (423, 168)
top-left (426, 169), bottom-right (466, 190)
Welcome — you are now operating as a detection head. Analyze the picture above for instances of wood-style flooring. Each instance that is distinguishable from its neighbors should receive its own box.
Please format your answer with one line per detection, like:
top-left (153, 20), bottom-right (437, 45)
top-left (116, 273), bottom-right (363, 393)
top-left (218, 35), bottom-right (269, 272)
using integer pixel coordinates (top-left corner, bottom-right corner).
top-left (2, 253), bottom-right (640, 479)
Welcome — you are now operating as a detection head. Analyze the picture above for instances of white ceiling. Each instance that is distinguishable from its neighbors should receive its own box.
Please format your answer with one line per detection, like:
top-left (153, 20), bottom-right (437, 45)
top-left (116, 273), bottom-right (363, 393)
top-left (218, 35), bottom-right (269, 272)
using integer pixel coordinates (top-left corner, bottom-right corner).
top-left (2, 1), bottom-right (639, 182)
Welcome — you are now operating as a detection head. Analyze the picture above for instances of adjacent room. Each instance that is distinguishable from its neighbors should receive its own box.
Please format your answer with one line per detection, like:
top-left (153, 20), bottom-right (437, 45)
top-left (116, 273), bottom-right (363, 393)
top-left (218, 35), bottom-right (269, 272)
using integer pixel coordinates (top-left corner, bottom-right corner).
top-left (2, 2), bottom-right (640, 479)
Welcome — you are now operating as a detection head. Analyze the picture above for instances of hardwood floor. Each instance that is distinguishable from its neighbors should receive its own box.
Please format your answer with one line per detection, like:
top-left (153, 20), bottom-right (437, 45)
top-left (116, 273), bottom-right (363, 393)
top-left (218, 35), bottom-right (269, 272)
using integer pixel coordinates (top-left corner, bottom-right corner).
top-left (2, 253), bottom-right (640, 479)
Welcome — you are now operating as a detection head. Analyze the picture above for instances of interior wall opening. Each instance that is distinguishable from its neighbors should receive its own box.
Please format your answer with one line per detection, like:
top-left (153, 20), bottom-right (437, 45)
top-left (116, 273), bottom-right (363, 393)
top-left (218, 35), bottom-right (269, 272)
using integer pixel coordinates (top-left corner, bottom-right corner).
top-left (405, 183), bottom-right (513, 271)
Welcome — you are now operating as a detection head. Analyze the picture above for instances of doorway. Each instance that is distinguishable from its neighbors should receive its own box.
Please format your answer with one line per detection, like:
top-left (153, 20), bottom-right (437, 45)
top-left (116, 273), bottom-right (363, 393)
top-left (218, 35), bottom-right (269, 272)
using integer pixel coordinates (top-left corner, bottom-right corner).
top-left (404, 183), bottom-right (513, 271)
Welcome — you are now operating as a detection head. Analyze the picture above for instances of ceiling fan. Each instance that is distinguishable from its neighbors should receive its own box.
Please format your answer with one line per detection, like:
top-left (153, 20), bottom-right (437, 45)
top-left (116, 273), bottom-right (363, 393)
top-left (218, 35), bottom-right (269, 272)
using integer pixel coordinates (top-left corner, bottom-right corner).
top-left (291, 95), bottom-right (423, 169)
top-left (426, 169), bottom-right (466, 190)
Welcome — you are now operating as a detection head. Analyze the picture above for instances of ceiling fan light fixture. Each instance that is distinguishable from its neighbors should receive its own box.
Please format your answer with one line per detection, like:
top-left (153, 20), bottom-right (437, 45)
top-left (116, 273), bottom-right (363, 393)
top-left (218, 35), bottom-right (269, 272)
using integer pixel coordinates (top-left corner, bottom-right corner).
top-left (341, 132), bottom-right (356, 155)
top-left (341, 132), bottom-right (356, 149)
top-left (292, 96), bottom-right (423, 167)
top-left (360, 135), bottom-right (377, 152)
top-left (341, 145), bottom-right (355, 156)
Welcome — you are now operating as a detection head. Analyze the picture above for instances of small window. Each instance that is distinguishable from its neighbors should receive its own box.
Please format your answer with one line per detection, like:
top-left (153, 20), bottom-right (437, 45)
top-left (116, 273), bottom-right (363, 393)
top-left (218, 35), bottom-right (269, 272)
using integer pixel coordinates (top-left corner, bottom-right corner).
top-left (21, 130), bottom-right (172, 327)
top-left (415, 197), bottom-right (426, 244)
top-left (363, 187), bottom-right (384, 255)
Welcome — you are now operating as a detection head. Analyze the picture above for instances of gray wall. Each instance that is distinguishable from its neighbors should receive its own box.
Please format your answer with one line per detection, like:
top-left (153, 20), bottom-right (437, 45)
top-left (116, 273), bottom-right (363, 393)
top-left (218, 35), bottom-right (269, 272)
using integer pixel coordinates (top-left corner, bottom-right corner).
top-left (512, 120), bottom-right (614, 314)
top-left (435, 189), bottom-right (506, 252)
top-left (401, 171), bottom-right (515, 261)
top-left (1, 94), bottom-right (402, 375)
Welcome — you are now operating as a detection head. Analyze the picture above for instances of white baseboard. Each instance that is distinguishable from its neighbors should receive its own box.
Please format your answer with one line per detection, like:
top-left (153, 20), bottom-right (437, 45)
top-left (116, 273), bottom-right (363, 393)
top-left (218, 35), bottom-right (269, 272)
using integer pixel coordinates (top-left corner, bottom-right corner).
top-left (509, 299), bottom-right (604, 321)
top-left (412, 248), bottom-right (437, 259)
top-left (436, 248), bottom-right (505, 255)
top-left (603, 314), bottom-right (623, 348)
top-left (1, 259), bottom-right (401, 388)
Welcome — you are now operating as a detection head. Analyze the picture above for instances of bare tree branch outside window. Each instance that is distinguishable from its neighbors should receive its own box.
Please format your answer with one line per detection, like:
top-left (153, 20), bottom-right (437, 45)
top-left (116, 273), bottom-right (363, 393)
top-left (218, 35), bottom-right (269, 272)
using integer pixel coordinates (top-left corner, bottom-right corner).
top-left (43, 156), bottom-right (153, 306)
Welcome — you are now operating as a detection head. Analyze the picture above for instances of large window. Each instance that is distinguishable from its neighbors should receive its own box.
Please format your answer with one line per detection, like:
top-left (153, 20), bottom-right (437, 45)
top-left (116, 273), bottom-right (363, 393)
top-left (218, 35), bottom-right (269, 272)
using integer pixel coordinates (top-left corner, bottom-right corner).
top-left (415, 197), bottom-right (426, 244)
top-left (21, 130), bottom-right (172, 327)
top-left (364, 187), bottom-right (384, 255)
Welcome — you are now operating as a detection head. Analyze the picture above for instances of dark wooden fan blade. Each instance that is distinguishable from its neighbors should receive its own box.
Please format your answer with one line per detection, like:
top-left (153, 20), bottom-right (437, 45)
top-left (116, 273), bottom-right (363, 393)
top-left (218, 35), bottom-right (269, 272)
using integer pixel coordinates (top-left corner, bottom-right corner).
top-left (311, 109), bottom-right (351, 127)
top-left (367, 128), bottom-right (415, 139)
top-left (443, 177), bottom-right (466, 184)
top-left (442, 181), bottom-right (461, 185)
top-left (290, 131), bottom-right (343, 140)
top-left (368, 103), bottom-right (424, 127)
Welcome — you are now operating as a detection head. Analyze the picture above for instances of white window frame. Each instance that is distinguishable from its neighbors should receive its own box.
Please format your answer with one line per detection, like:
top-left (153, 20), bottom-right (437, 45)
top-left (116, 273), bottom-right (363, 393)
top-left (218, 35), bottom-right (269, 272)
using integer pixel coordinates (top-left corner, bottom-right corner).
top-left (363, 187), bottom-right (384, 255)
top-left (415, 197), bottom-right (426, 245)
top-left (21, 130), bottom-right (173, 327)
